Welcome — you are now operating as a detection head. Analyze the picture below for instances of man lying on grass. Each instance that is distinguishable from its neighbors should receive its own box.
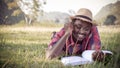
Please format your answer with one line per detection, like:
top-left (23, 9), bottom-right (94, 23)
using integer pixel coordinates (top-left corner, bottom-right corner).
top-left (46, 8), bottom-right (105, 62)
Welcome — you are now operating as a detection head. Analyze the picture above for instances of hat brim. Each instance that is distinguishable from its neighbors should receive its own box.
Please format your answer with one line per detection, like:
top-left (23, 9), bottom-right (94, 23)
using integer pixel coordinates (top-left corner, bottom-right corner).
top-left (70, 16), bottom-right (93, 25)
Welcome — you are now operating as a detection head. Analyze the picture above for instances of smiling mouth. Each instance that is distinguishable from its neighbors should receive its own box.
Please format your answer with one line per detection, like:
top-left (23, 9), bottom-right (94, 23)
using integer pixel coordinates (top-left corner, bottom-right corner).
top-left (72, 33), bottom-right (86, 41)
top-left (77, 34), bottom-right (86, 40)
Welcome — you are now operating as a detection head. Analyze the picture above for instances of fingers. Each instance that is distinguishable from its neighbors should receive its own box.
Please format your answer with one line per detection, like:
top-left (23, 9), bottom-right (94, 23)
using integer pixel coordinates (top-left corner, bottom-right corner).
top-left (64, 22), bottom-right (73, 29)
top-left (92, 50), bottom-right (104, 62)
top-left (64, 22), bottom-right (73, 35)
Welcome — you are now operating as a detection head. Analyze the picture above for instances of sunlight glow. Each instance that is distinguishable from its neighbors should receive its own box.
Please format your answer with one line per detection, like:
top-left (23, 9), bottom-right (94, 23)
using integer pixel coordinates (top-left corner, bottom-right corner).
top-left (43, 0), bottom-right (117, 16)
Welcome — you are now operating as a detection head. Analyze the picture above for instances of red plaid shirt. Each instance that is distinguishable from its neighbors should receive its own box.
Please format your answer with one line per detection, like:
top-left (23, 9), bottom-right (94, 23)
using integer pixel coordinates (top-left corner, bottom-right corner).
top-left (49, 26), bottom-right (101, 55)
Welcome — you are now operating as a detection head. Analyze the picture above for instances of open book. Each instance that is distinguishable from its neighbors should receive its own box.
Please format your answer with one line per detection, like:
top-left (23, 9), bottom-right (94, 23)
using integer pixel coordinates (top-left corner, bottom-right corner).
top-left (61, 50), bottom-right (113, 66)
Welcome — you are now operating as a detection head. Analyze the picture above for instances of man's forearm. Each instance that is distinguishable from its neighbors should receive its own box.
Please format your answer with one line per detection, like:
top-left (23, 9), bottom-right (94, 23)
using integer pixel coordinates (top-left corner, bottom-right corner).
top-left (46, 32), bottom-right (70, 59)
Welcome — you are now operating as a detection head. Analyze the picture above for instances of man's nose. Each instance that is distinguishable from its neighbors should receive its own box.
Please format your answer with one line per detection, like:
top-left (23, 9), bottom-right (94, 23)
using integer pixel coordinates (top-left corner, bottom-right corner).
top-left (78, 28), bottom-right (85, 34)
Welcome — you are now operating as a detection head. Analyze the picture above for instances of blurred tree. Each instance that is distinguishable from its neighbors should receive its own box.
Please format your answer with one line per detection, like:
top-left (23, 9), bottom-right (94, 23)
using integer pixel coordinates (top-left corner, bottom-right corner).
top-left (0, 0), bottom-right (24, 25)
top-left (17, 0), bottom-right (46, 25)
top-left (104, 15), bottom-right (116, 25)
top-left (0, 0), bottom-right (8, 24)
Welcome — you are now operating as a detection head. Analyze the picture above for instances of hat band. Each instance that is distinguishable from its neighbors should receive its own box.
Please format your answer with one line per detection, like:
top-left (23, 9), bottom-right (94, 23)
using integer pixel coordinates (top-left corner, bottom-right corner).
top-left (75, 15), bottom-right (92, 21)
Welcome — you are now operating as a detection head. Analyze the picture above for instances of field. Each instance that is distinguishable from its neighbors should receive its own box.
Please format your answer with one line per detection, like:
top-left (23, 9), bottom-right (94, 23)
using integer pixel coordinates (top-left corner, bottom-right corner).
top-left (0, 23), bottom-right (120, 68)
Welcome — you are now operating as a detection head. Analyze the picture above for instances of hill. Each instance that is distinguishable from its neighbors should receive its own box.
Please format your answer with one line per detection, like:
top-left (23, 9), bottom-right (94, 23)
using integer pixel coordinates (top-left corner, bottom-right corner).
top-left (37, 12), bottom-right (70, 23)
top-left (94, 1), bottom-right (120, 25)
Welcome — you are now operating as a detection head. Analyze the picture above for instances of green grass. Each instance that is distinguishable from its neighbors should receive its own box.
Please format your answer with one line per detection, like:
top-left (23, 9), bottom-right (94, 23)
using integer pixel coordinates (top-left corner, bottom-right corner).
top-left (11, 20), bottom-right (64, 28)
top-left (0, 24), bottom-right (120, 68)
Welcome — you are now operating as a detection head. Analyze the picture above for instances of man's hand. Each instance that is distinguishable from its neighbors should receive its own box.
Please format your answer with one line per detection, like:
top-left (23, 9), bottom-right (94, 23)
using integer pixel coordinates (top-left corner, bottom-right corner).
top-left (64, 22), bottom-right (73, 35)
top-left (92, 50), bottom-right (105, 62)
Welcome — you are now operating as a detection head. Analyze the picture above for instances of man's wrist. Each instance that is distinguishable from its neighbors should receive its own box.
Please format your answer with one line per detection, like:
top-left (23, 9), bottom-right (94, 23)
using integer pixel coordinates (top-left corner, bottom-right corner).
top-left (64, 32), bottom-right (70, 37)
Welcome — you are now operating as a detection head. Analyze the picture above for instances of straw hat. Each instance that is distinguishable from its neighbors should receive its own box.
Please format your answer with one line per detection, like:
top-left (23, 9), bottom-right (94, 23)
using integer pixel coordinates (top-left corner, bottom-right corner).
top-left (71, 8), bottom-right (93, 24)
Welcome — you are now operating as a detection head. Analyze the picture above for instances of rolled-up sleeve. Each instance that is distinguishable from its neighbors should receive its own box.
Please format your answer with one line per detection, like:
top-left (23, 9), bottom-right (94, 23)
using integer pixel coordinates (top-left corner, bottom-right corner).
top-left (48, 28), bottom-right (65, 47)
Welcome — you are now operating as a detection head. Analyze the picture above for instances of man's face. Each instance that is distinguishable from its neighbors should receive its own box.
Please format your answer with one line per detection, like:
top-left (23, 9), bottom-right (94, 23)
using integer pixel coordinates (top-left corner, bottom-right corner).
top-left (72, 19), bottom-right (92, 41)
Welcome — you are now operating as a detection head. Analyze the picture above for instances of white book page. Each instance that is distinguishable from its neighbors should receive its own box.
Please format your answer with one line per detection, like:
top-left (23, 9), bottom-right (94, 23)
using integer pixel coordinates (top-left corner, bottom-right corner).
top-left (61, 56), bottom-right (93, 66)
top-left (82, 50), bottom-right (95, 62)
top-left (82, 50), bottom-right (113, 61)
top-left (61, 50), bottom-right (113, 66)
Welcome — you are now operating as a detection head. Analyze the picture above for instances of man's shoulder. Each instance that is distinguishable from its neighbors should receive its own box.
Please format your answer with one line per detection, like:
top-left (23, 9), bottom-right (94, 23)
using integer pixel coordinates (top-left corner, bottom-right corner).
top-left (56, 28), bottom-right (65, 35)
top-left (91, 25), bottom-right (97, 29)
top-left (91, 25), bottom-right (98, 33)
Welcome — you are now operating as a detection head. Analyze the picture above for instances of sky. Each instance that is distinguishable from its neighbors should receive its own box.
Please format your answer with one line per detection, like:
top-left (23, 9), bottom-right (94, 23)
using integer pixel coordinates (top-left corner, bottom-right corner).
top-left (43, 0), bottom-right (118, 16)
